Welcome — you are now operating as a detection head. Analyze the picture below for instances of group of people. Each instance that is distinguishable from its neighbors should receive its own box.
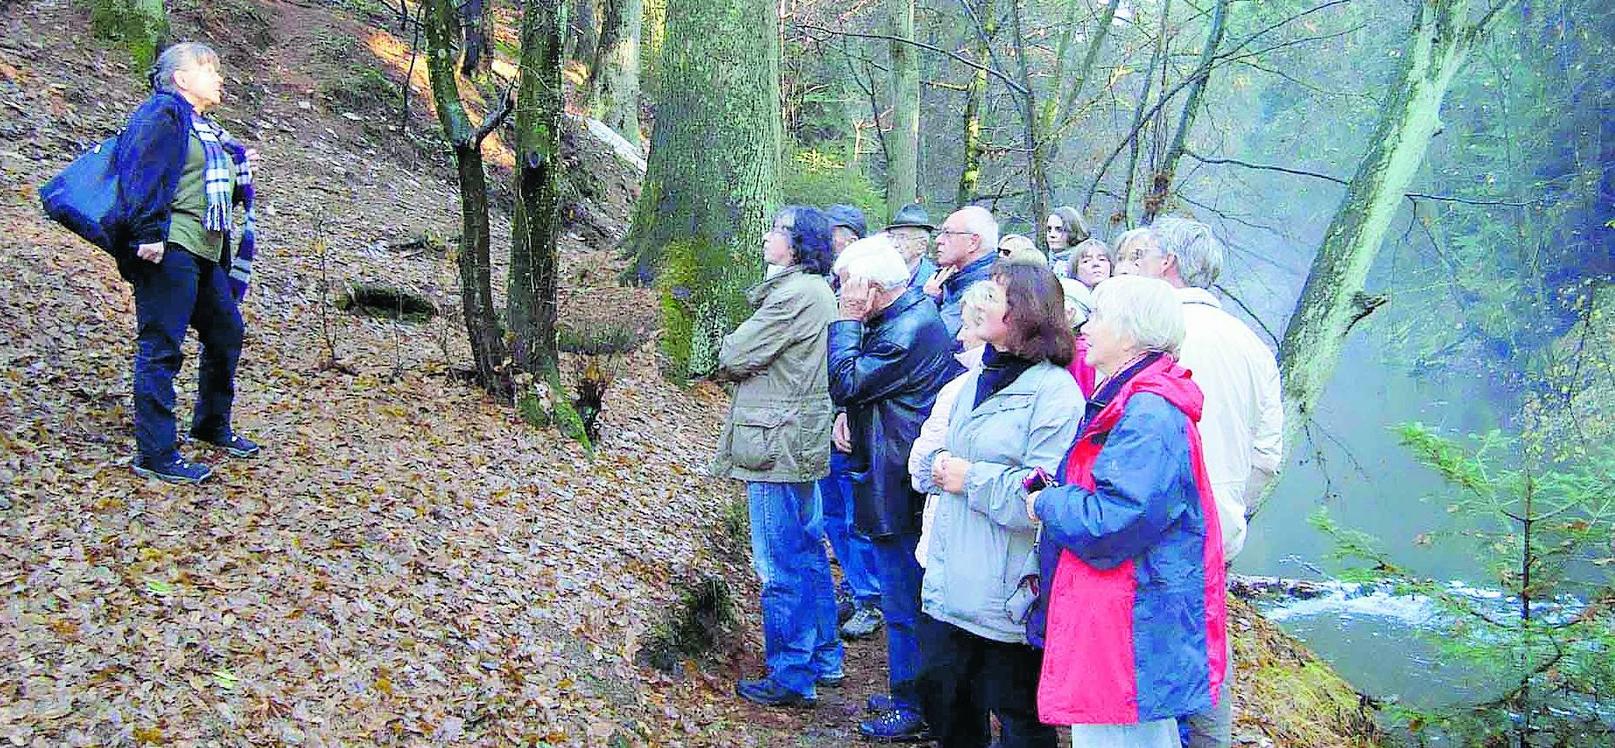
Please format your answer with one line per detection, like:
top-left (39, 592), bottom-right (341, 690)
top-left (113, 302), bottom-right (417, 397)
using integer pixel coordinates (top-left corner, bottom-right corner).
top-left (711, 202), bottom-right (1282, 747)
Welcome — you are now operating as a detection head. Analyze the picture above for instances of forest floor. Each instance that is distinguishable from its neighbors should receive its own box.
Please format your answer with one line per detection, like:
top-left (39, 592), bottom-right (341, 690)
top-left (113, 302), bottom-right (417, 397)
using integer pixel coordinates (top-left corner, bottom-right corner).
top-left (0, 0), bottom-right (1378, 745)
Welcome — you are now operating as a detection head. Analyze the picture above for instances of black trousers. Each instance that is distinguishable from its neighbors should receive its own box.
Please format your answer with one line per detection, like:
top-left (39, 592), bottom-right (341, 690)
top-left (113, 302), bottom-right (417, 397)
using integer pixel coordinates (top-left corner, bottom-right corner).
top-left (917, 613), bottom-right (1058, 748)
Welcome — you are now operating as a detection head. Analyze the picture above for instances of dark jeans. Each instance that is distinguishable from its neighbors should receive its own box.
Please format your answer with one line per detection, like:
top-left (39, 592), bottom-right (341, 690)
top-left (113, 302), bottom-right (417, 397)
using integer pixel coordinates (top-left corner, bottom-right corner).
top-left (132, 245), bottom-right (243, 463)
top-left (818, 451), bottom-right (882, 605)
top-left (917, 614), bottom-right (1057, 748)
top-left (871, 531), bottom-right (924, 711)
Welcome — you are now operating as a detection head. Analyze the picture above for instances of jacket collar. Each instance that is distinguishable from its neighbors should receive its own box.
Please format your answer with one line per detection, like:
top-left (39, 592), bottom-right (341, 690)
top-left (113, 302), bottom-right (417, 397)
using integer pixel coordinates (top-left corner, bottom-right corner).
top-left (747, 264), bottom-right (808, 306)
top-left (867, 285), bottom-right (929, 326)
top-left (945, 252), bottom-right (997, 294)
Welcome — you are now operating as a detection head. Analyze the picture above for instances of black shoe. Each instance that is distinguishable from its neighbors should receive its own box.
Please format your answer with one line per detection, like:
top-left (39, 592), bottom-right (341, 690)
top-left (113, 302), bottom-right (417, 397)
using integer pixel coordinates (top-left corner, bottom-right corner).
top-left (192, 432), bottom-right (260, 458)
top-left (735, 677), bottom-right (815, 708)
top-left (132, 455), bottom-right (214, 484)
top-left (817, 671), bottom-right (846, 688)
top-left (858, 707), bottom-right (929, 743)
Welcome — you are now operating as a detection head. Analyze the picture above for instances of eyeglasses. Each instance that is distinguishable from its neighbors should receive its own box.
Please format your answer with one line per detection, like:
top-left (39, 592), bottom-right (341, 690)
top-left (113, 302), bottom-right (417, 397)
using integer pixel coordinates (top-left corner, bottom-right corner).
top-left (937, 229), bottom-right (976, 239)
top-left (997, 247), bottom-right (1013, 256)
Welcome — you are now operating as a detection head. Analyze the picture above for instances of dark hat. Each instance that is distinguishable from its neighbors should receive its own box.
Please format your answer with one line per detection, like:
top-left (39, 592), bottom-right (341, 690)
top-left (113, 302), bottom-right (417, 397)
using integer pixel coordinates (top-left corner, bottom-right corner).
top-left (825, 204), bottom-right (868, 239)
top-left (884, 204), bottom-right (934, 231)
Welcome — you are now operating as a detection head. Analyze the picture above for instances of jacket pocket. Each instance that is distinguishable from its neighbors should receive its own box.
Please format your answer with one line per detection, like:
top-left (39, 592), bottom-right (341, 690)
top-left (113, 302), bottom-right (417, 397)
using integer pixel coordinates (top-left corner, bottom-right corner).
top-left (729, 406), bottom-right (789, 472)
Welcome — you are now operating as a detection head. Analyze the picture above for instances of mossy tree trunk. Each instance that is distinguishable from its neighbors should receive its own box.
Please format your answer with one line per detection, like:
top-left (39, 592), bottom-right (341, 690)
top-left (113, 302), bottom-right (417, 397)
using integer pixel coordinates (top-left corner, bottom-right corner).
top-left (423, 0), bottom-right (512, 397)
top-left (89, 0), bottom-right (167, 66)
top-left (510, 0), bottom-right (565, 379)
top-left (587, 0), bottom-right (644, 145)
top-left (1262, 0), bottom-right (1516, 518)
top-left (618, 0), bottom-right (781, 380)
top-left (885, 0), bottom-right (918, 218)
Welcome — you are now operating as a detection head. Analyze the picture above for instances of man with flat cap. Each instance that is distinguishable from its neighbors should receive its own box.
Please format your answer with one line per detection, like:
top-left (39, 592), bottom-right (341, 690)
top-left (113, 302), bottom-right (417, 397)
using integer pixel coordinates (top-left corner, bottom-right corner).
top-left (885, 204), bottom-right (937, 289)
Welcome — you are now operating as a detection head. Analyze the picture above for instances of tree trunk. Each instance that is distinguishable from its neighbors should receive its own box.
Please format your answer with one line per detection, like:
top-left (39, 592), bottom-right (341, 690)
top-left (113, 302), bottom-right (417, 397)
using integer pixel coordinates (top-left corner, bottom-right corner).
top-left (1259, 0), bottom-right (1510, 518)
top-left (1120, 0), bottom-right (1172, 227)
top-left (953, 0), bottom-right (994, 207)
top-left (510, 0), bottom-right (566, 378)
top-left (1143, 0), bottom-right (1228, 223)
top-left (1007, 0), bottom-right (1049, 235)
top-left (460, 0), bottom-right (490, 74)
top-left (587, 0), bottom-right (644, 145)
top-left (423, 0), bottom-right (511, 397)
top-left (569, 0), bottom-right (599, 63)
top-left (618, 0), bottom-right (781, 380)
top-left (885, 0), bottom-right (919, 219)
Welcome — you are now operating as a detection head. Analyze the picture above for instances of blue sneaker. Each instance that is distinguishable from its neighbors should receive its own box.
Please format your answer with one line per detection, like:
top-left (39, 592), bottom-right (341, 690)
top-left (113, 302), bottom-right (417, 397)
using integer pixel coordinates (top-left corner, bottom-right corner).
top-left (132, 455), bottom-right (214, 484)
top-left (865, 693), bottom-right (897, 714)
top-left (858, 707), bottom-right (929, 743)
top-left (192, 432), bottom-right (260, 458)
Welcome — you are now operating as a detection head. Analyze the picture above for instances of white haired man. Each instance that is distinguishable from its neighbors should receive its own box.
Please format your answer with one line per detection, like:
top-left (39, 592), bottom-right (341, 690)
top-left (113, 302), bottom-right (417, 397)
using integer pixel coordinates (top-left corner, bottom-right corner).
top-left (925, 206), bottom-right (1000, 339)
top-left (1114, 216), bottom-right (1284, 748)
top-left (828, 236), bottom-right (956, 742)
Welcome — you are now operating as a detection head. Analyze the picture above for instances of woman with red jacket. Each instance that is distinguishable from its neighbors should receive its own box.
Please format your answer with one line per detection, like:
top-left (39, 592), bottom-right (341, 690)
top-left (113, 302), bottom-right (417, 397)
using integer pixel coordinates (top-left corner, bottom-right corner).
top-left (1024, 275), bottom-right (1227, 747)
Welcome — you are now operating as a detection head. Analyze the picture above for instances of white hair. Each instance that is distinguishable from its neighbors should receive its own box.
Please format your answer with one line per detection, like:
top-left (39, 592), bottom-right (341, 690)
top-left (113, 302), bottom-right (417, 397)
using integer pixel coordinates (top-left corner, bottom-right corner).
top-left (1151, 215), bottom-right (1224, 289)
top-left (1091, 275), bottom-right (1184, 357)
top-left (1114, 226), bottom-right (1160, 258)
top-left (956, 206), bottom-right (999, 256)
top-left (1058, 277), bottom-right (1093, 328)
top-left (151, 42), bottom-right (219, 94)
top-left (833, 235), bottom-right (911, 291)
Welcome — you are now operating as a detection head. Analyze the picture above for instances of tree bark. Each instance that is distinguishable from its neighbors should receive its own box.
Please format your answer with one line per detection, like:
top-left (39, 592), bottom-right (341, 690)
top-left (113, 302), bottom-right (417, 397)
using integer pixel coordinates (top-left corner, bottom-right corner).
top-left (587, 0), bottom-right (644, 145)
top-left (1143, 0), bottom-right (1229, 223)
top-left (1120, 0), bottom-right (1172, 227)
top-left (618, 0), bottom-right (781, 379)
top-left (1259, 0), bottom-right (1515, 518)
top-left (510, 0), bottom-right (566, 378)
top-left (569, 0), bottom-right (599, 63)
top-left (953, 0), bottom-right (994, 207)
top-left (423, 0), bottom-right (512, 397)
top-left (885, 0), bottom-right (920, 219)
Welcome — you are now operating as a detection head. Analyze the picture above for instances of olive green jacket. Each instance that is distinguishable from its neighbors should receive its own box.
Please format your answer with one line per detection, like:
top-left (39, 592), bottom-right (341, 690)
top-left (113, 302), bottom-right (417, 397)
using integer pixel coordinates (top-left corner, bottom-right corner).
top-left (711, 266), bottom-right (837, 483)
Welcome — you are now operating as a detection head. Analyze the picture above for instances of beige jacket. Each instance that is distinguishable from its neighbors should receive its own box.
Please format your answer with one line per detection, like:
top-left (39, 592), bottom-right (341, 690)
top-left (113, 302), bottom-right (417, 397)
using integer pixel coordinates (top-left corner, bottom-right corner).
top-left (711, 266), bottom-right (837, 483)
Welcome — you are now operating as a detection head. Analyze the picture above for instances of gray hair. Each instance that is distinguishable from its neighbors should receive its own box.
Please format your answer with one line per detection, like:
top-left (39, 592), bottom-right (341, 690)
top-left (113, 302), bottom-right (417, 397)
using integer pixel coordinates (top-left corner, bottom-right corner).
top-left (1090, 275), bottom-right (1185, 357)
top-left (1114, 226), bottom-right (1161, 259)
top-left (833, 234), bottom-right (911, 292)
top-left (1051, 206), bottom-right (1091, 243)
top-left (1151, 214), bottom-right (1224, 289)
top-left (959, 280), bottom-right (1003, 329)
top-left (151, 42), bottom-right (220, 93)
top-left (956, 206), bottom-right (999, 257)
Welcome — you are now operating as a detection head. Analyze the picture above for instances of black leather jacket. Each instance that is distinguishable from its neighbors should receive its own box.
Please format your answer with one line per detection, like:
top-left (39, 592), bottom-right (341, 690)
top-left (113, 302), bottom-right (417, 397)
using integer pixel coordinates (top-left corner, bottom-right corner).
top-left (828, 287), bottom-right (957, 538)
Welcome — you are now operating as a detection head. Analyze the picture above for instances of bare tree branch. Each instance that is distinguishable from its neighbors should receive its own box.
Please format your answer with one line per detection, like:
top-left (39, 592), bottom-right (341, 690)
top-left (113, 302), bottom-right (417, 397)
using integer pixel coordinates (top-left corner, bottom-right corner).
top-left (472, 86), bottom-right (515, 147)
top-left (795, 22), bottom-right (1026, 95)
top-left (1185, 151), bottom-right (1543, 207)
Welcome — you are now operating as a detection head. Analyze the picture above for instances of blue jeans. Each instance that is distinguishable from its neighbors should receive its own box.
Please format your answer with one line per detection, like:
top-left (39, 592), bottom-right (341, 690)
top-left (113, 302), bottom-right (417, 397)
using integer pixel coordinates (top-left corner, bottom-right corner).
top-left (819, 451), bottom-right (882, 605)
top-left (747, 481), bottom-right (845, 696)
top-left (132, 245), bottom-right (244, 463)
top-left (872, 530), bottom-right (924, 711)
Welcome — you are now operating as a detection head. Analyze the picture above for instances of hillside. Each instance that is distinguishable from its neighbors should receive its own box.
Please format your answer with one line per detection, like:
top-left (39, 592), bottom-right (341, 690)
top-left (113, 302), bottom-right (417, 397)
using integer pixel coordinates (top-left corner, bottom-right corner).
top-left (0, 1), bottom-right (1378, 745)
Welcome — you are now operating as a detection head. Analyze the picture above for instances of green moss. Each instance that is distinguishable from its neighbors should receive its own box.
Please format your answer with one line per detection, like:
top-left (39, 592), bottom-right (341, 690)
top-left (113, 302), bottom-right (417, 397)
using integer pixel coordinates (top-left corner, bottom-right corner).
top-left (86, 0), bottom-right (167, 66)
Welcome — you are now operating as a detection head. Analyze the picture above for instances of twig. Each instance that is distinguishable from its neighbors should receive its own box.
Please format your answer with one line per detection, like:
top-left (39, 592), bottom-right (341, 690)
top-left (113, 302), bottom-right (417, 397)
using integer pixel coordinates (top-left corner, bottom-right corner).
top-left (1185, 151), bottom-right (1543, 207)
top-left (795, 22), bottom-right (1026, 95)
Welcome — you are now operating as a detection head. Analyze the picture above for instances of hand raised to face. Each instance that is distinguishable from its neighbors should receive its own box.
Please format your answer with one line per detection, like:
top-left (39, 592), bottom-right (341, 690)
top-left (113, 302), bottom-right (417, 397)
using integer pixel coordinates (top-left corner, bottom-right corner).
top-left (839, 276), bottom-right (874, 321)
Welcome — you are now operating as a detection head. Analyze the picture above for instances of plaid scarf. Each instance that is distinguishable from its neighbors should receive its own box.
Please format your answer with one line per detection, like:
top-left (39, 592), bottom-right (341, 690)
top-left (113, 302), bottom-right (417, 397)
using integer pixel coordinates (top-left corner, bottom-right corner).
top-left (190, 113), bottom-right (258, 300)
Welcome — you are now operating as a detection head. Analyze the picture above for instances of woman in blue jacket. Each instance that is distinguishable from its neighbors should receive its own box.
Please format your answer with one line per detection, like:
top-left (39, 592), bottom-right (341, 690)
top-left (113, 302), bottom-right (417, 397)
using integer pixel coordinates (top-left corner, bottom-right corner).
top-left (116, 42), bottom-right (261, 483)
